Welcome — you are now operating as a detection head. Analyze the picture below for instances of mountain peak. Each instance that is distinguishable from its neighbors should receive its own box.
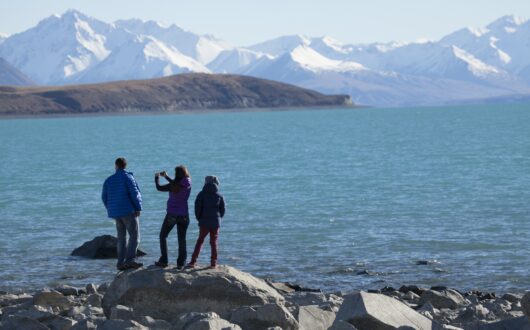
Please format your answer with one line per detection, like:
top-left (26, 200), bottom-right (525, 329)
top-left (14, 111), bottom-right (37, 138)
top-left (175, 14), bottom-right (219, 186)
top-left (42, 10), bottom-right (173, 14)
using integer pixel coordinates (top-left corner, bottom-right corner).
top-left (487, 15), bottom-right (527, 30)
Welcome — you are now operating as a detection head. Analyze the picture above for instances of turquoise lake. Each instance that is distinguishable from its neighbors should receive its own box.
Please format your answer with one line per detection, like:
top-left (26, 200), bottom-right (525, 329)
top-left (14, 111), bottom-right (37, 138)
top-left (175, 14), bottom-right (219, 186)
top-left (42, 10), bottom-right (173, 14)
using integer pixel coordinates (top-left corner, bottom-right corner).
top-left (0, 104), bottom-right (529, 293)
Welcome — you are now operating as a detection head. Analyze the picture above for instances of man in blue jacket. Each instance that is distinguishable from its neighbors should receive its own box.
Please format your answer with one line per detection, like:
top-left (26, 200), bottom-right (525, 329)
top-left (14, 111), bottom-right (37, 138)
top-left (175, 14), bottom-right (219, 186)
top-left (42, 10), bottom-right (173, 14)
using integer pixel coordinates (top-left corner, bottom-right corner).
top-left (102, 157), bottom-right (143, 270)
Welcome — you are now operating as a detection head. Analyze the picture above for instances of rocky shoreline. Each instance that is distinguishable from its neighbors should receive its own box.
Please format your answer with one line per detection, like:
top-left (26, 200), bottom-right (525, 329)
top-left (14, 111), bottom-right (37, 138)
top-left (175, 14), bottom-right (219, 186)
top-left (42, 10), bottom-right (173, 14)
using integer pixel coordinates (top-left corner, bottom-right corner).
top-left (0, 265), bottom-right (528, 330)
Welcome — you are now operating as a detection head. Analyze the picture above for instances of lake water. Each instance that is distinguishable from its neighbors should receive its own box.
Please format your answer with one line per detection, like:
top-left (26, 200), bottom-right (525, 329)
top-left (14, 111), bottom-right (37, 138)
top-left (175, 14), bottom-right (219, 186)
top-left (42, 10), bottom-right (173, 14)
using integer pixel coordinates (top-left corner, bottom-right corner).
top-left (1, 104), bottom-right (529, 294)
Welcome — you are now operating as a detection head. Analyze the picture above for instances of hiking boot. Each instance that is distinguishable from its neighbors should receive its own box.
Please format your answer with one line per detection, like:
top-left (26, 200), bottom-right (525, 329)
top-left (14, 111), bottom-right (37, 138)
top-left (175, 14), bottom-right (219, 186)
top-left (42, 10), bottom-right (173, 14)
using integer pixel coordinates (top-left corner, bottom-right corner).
top-left (117, 264), bottom-right (127, 271)
top-left (185, 263), bottom-right (195, 269)
top-left (125, 261), bottom-right (143, 269)
top-left (175, 265), bottom-right (184, 270)
top-left (155, 261), bottom-right (168, 268)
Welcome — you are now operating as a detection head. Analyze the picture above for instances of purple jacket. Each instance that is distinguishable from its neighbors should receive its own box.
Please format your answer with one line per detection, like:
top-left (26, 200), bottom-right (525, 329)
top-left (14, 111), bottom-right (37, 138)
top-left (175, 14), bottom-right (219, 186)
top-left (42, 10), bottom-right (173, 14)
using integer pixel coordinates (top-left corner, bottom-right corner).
top-left (155, 176), bottom-right (191, 216)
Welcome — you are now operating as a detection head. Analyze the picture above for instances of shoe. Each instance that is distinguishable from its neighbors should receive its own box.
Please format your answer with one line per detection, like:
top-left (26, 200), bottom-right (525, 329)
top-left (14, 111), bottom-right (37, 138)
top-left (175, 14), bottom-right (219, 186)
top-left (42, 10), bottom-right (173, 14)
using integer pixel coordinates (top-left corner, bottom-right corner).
top-left (185, 263), bottom-right (195, 269)
top-left (125, 261), bottom-right (143, 269)
top-left (175, 265), bottom-right (184, 270)
top-left (117, 264), bottom-right (127, 271)
top-left (154, 261), bottom-right (168, 268)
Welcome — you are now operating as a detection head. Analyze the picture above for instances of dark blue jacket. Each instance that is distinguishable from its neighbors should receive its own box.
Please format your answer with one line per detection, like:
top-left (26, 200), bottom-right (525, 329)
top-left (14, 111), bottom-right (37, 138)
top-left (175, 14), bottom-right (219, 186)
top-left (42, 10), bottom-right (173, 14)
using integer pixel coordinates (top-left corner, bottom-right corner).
top-left (102, 169), bottom-right (143, 218)
top-left (194, 183), bottom-right (225, 229)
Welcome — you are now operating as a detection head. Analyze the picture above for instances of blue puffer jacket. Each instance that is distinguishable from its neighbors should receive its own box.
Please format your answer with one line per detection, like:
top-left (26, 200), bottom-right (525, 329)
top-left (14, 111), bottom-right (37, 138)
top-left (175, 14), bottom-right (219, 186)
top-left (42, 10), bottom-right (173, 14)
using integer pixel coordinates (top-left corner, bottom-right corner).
top-left (102, 169), bottom-right (143, 218)
top-left (194, 182), bottom-right (225, 229)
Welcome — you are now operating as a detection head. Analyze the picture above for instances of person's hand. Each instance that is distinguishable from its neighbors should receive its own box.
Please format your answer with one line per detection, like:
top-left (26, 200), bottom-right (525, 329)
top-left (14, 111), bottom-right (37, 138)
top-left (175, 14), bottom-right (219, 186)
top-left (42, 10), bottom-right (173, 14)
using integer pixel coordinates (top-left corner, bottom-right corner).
top-left (160, 171), bottom-right (167, 177)
top-left (134, 211), bottom-right (141, 217)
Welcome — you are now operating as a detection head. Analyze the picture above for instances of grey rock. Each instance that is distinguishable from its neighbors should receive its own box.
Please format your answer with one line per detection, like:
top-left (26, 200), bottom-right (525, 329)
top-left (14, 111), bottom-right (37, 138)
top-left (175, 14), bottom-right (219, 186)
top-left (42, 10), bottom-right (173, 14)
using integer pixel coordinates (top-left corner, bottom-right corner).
top-left (134, 316), bottom-right (171, 329)
top-left (481, 298), bottom-right (512, 319)
top-left (0, 293), bottom-right (33, 307)
top-left (71, 235), bottom-right (146, 259)
top-left (33, 290), bottom-right (74, 311)
top-left (403, 291), bottom-right (421, 303)
top-left (67, 306), bottom-right (105, 321)
top-left (329, 320), bottom-right (359, 330)
top-left (478, 316), bottom-right (530, 330)
top-left (86, 294), bottom-right (102, 307)
top-left (110, 305), bottom-right (134, 320)
top-left (85, 284), bottom-right (98, 295)
top-left (5, 304), bottom-right (54, 321)
top-left (419, 289), bottom-right (468, 310)
top-left (0, 315), bottom-right (49, 330)
top-left (285, 292), bottom-right (343, 312)
top-left (98, 319), bottom-right (147, 330)
top-left (55, 285), bottom-right (79, 296)
top-left (230, 303), bottom-right (299, 330)
top-left (333, 291), bottom-right (435, 330)
top-left (102, 265), bottom-right (284, 321)
top-left (501, 293), bottom-right (522, 304)
top-left (456, 304), bottom-right (493, 324)
top-left (296, 305), bottom-right (336, 330)
top-left (97, 283), bottom-right (109, 293)
top-left (522, 292), bottom-right (530, 317)
top-left (176, 312), bottom-right (241, 330)
top-left (70, 319), bottom-right (97, 330)
top-left (266, 281), bottom-right (296, 295)
top-left (40, 315), bottom-right (77, 330)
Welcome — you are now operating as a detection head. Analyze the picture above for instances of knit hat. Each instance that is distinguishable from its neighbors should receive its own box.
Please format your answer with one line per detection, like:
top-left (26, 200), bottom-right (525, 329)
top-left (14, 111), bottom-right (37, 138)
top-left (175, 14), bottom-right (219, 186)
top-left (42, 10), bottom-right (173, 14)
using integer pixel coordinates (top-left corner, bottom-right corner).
top-left (205, 175), bottom-right (220, 186)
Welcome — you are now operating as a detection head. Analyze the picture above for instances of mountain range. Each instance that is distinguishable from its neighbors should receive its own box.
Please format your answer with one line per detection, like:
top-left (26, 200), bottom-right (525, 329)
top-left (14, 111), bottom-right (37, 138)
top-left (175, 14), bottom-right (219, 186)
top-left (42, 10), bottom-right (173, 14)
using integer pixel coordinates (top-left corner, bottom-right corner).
top-left (1, 10), bottom-right (529, 107)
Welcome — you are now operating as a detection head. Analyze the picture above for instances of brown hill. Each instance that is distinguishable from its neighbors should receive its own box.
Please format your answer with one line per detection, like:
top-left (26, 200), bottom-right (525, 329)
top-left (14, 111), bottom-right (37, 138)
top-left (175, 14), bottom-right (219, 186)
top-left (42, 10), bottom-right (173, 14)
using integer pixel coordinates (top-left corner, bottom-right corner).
top-left (0, 73), bottom-right (352, 115)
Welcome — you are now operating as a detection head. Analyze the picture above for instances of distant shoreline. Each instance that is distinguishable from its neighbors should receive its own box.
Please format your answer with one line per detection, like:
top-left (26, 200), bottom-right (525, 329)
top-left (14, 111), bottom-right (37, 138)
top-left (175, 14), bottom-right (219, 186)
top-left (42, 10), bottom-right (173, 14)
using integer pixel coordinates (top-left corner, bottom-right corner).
top-left (0, 104), bottom-right (362, 120)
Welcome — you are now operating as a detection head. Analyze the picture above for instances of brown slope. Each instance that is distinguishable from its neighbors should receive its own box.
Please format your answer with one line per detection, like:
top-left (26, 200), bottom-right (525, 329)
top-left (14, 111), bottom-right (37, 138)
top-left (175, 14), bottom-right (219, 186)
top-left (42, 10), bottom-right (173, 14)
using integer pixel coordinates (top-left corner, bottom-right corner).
top-left (0, 73), bottom-right (352, 115)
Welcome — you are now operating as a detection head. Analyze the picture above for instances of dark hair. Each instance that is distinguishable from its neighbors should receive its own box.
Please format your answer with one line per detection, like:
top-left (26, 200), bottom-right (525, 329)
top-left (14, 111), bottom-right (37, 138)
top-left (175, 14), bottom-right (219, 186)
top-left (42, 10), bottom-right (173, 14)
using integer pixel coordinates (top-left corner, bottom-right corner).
top-left (115, 157), bottom-right (127, 169)
top-left (174, 165), bottom-right (190, 180)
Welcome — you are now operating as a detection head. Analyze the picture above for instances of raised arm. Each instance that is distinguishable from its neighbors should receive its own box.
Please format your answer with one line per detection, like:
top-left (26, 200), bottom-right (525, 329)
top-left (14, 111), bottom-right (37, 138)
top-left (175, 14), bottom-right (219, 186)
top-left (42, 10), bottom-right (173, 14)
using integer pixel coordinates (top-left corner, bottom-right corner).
top-left (155, 175), bottom-right (171, 192)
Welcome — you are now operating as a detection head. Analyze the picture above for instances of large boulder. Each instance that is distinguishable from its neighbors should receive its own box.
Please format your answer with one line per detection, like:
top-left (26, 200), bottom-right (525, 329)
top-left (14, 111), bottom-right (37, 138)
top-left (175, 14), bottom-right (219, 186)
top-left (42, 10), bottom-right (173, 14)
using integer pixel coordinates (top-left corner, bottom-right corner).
top-left (33, 289), bottom-right (75, 311)
top-left (176, 312), bottom-right (242, 330)
top-left (0, 315), bottom-right (49, 330)
top-left (419, 289), bottom-right (468, 310)
top-left (333, 291), bottom-right (436, 330)
top-left (230, 303), bottom-right (299, 330)
top-left (522, 292), bottom-right (530, 318)
top-left (71, 235), bottom-right (146, 259)
top-left (296, 305), bottom-right (336, 330)
top-left (478, 316), bottom-right (530, 330)
top-left (102, 265), bottom-right (284, 322)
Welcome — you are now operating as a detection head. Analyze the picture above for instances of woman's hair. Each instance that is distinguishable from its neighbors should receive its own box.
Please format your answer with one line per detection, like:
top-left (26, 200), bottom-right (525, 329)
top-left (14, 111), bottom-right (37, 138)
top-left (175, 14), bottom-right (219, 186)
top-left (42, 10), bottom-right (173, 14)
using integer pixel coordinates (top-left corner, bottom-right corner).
top-left (174, 165), bottom-right (190, 180)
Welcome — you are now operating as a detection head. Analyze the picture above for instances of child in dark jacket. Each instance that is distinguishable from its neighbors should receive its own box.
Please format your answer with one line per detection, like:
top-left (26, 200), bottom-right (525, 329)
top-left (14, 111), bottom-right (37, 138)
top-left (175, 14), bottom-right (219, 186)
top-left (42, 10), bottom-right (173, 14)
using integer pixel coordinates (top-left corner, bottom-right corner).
top-left (187, 176), bottom-right (225, 268)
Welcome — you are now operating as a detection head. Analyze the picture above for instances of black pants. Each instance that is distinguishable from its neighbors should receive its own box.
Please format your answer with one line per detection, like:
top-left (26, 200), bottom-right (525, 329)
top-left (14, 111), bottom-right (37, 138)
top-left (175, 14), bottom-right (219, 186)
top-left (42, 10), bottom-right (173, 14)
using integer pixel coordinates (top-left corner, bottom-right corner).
top-left (159, 214), bottom-right (189, 266)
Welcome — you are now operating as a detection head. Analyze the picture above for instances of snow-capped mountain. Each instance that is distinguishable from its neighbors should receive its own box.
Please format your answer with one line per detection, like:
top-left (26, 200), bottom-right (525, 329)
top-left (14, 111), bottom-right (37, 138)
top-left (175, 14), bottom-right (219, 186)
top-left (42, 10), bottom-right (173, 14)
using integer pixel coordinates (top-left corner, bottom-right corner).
top-left (73, 36), bottom-right (209, 84)
top-left (0, 33), bottom-right (8, 45)
top-left (440, 15), bottom-right (530, 81)
top-left (207, 48), bottom-right (271, 73)
top-left (0, 57), bottom-right (34, 86)
top-left (1, 11), bottom-right (529, 106)
top-left (114, 19), bottom-right (231, 64)
top-left (0, 10), bottom-right (115, 84)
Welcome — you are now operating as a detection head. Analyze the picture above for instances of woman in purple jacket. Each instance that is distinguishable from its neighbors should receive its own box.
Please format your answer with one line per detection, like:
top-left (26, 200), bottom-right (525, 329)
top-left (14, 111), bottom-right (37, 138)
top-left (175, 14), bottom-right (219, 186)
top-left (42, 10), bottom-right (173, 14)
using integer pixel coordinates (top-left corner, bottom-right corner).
top-left (154, 165), bottom-right (191, 269)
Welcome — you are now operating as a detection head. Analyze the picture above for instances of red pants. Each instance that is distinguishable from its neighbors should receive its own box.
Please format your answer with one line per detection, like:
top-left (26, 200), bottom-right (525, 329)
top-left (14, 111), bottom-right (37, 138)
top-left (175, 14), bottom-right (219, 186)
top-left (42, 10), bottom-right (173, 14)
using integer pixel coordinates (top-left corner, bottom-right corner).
top-left (190, 226), bottom-right (219, 266)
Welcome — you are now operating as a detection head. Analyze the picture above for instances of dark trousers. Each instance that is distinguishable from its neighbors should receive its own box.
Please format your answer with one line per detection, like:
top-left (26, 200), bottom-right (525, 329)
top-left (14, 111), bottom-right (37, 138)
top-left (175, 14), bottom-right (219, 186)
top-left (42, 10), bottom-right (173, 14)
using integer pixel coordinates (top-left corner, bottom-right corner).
top-left (159, 214), bottom-right (189, 267)
top-left (191, 226), bottom-right (220, 266)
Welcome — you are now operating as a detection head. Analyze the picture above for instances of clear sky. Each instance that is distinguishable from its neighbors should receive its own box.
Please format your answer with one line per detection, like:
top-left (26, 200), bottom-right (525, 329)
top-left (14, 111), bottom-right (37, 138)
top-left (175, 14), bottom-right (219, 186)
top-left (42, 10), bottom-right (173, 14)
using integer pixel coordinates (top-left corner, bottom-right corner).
top-left (1, 0), bottom-right (529, 46)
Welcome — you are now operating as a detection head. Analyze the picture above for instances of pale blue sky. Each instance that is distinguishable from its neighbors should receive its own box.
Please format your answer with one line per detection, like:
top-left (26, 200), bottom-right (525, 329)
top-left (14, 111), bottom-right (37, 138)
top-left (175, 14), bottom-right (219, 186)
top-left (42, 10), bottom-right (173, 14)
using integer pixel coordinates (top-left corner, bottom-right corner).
top-left (1, 0), bottom-right (529, 45)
